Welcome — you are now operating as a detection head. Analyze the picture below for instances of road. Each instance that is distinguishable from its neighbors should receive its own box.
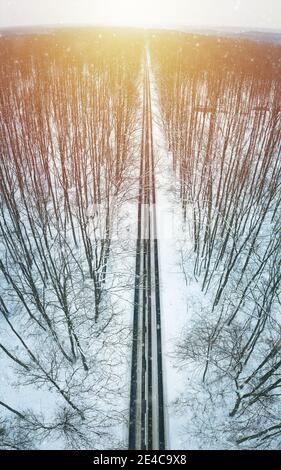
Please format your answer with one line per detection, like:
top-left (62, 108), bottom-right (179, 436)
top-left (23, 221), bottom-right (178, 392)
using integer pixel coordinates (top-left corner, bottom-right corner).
top-left (128, 53), bottom-right (165, 450)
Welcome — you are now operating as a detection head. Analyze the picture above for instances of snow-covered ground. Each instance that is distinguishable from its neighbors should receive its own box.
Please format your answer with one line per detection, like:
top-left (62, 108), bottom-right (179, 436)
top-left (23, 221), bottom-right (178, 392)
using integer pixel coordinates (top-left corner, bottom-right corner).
top-left (149, 57), bottom-right (197, 449)
top-left (0, 30), bottom-right (142, 450)
top-left (1, 29), bottom-right (281, 451)
top-left (149, 32), bottom-right (281, 450)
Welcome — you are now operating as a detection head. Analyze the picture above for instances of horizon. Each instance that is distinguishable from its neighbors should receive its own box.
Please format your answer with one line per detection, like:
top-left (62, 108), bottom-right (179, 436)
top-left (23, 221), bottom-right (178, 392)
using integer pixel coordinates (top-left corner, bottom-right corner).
top-left (1, 22), bottom-right (281, 34)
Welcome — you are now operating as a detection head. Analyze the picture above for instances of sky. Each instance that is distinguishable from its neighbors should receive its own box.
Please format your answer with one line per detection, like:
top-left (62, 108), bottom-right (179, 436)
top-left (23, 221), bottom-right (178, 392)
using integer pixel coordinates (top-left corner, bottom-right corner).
top-left (0, 0), bottom-right (280, 30)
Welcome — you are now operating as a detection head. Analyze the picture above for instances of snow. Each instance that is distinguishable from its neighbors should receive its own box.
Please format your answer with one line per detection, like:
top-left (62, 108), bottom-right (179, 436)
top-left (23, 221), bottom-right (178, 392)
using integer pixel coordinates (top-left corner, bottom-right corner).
top-left (149, 54), bottom-right (197, 449)
top-left (1, 28), bottom-right (281, 451)
top-left (148, 33), bottom-right (281, 449)
top-left (0, 29), bottom-right (142, 450)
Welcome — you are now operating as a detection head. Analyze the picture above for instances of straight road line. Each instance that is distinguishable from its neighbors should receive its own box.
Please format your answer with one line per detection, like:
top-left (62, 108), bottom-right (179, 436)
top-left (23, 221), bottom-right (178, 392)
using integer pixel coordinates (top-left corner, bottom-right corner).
top-left (129, 53), bottom-right (165, 450)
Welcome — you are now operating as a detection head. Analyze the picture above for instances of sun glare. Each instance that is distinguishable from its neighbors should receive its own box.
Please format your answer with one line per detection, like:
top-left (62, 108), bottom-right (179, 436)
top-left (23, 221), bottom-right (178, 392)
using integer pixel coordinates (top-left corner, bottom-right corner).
top-left (107, 0), bottom-right (167, 27)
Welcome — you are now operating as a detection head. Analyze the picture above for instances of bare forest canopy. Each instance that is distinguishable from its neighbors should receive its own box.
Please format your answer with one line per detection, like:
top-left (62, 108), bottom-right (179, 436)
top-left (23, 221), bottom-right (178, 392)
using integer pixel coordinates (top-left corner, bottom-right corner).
top-left (150, 31), bottom-right (281, 448)
top-left (0, 28), bottom-right (142, 449)
top-left (0, 27), bottom-right (281, 449)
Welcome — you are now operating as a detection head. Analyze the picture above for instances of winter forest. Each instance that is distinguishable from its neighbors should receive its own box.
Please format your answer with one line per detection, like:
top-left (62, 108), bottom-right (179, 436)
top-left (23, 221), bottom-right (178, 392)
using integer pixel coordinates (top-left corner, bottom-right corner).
top-left (0, 27), bottom-right (281, 450)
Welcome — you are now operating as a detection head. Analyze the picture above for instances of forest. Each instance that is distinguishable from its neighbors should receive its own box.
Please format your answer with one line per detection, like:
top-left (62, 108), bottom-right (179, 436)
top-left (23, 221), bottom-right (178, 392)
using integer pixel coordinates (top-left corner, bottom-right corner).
top-left (150, 31), bottom-right (281, 448)
top-left (0, 28), bottom-right (142, 449)
top-left (0, 27), bottom-right (281, 449)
